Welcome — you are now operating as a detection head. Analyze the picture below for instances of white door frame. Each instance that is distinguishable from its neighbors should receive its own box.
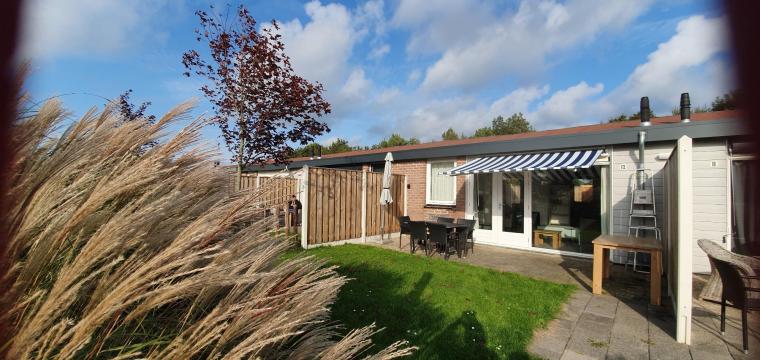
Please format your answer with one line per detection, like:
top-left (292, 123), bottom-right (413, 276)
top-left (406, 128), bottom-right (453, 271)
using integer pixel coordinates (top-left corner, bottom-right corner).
top-left (470, 172), bottom-right (531, 248)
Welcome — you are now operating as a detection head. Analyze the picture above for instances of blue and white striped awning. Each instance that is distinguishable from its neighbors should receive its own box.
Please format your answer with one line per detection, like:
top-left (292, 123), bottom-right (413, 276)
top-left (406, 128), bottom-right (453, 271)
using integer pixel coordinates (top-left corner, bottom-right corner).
top-left (445, 149), bottom-right (603, 175)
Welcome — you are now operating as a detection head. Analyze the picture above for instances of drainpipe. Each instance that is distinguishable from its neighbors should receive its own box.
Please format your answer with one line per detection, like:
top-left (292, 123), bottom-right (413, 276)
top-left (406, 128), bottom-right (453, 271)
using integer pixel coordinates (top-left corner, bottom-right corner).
top-left (638, 96), bottom-right (650, 188)
top-left (638, 130), bottom-right (646, 188)
top-left (680, 92), bottom-right (691, 123)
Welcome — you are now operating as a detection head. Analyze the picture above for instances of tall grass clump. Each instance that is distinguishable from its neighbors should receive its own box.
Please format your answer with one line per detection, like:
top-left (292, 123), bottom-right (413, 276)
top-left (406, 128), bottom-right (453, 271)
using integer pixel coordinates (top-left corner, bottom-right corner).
top-left (1, 99), bottom-right (413, 359)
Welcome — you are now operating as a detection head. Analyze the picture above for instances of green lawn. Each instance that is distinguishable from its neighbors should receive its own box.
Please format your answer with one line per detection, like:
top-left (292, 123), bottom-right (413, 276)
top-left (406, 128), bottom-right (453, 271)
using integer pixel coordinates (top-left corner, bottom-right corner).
top-left (298, 244), bottom-right (574, 359)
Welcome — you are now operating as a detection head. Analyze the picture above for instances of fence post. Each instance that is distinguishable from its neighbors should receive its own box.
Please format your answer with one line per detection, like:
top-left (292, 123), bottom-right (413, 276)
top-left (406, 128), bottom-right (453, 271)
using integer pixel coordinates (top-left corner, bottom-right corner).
top-left (361, 170), bottom-right (367, 242)
top-left (300, 166), bottom-right (309, 249)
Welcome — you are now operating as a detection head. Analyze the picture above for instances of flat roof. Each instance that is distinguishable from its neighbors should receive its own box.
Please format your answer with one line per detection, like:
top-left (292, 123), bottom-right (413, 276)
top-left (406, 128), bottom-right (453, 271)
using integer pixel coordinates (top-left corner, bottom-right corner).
top-left (250, 110), bottom-right (746, 171)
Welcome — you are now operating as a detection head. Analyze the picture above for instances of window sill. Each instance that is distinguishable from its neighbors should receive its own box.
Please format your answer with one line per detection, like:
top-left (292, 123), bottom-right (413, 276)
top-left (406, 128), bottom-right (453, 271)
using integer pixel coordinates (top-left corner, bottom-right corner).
top-left (424, 203), bottom-right (457, 209)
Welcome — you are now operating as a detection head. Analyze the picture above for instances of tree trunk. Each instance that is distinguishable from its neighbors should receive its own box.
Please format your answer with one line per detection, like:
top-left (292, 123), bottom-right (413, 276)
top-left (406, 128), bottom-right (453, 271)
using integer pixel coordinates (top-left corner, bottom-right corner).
top-left (236, 115), bottom-right (245, 191)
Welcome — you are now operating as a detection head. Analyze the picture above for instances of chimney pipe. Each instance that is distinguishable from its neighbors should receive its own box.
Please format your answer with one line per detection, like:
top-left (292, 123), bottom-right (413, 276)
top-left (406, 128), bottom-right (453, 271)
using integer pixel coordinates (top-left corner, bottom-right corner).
top-left (680, 92), bottom-right (691, 123)
top-left (640, 96), bottom-right (651, 126)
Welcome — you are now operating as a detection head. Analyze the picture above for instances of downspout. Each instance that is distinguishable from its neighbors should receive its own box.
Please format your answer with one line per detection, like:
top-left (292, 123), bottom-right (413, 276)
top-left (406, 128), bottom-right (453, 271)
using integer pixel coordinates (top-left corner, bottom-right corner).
top-left (639, 130), bottom-right (646, 188)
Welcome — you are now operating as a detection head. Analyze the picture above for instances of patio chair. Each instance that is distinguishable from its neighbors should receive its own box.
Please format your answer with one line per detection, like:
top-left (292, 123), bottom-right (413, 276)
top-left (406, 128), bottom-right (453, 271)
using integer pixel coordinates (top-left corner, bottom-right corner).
top-left (427, 222), bottom-right (452, 259)
top-left (698, 239), bottom-right (760, 354)
top-left (398, 216), bottom-right (411, 250)
top-left (455, 218), bottom-right (476, 256)
top-left (436, 216), bottom-right (454, 223)
top-left (409, 221), bottom-right (428, 255)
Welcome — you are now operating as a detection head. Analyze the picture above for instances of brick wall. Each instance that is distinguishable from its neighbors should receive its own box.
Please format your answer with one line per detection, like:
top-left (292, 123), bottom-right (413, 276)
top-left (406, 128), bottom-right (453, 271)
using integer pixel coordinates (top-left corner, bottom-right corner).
top-left (389, 158), bottom-right (467, 221)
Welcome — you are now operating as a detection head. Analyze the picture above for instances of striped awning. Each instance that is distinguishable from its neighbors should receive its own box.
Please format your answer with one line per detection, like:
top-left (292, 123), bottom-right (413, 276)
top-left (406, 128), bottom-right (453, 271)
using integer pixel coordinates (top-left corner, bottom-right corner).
top-left (445, 149), bottom-right (603, 175)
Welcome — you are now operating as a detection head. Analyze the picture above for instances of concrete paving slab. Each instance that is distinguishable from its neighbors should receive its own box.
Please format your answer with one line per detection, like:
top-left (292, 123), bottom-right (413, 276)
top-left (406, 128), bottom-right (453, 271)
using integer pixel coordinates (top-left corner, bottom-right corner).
top-left (564, 313), bottom-right (614, 359)
top-left (585, 295), bottom-right (619, 319)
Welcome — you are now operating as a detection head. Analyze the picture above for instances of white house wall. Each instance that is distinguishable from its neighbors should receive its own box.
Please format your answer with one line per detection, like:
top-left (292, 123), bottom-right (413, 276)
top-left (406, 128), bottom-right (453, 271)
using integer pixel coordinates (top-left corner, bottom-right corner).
top-left (611, 140), bottom-right (730, 273)
top-left (691, 140), bottom-right (730, 273)
top-left (611, 142), bottom-right (672, 264)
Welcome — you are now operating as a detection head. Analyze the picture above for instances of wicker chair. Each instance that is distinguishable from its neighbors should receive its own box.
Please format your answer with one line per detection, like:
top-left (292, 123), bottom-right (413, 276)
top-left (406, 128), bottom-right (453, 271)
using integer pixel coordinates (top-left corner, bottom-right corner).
top-left (436, 216), bottom-right (454, 223)
top-left (698, 239), bottom-right (760, 354)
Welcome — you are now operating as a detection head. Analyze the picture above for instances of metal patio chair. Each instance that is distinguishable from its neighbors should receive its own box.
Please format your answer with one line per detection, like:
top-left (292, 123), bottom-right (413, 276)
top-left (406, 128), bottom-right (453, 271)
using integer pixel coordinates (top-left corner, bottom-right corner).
top-left (398, 216), bottom-right (411, 249)
top-left (427, 222), bottom-right (452, 259)
top-left (698, 239), bottom-right (760, 354)
top-left (409, 221), bottom-right (428, 255)
top-left (436, 216), bottom-right (454, 224)
top-left (455, 218), bottom-right (476, 256)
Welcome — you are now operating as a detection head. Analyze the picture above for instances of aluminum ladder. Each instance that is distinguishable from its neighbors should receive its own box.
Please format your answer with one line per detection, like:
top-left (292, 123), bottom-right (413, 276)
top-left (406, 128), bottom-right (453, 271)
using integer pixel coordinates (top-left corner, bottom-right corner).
top-left (626, 168), bottom-right (661, 272)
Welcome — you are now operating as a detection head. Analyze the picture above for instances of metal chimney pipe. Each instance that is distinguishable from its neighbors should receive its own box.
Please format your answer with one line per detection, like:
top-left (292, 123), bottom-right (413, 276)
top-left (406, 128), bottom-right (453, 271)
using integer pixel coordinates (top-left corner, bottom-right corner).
top-left (680, 92), bottom-right (691, 123)
top-left (638, 130), bottom-right (646, 188)
top-left (640, 96), bottom-right (651, 126)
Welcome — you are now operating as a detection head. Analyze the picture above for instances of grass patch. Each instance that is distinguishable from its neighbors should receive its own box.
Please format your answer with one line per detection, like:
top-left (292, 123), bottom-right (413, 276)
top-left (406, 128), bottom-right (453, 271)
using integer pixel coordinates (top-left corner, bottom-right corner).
top-left (298, 244), bottom-right (575, 359)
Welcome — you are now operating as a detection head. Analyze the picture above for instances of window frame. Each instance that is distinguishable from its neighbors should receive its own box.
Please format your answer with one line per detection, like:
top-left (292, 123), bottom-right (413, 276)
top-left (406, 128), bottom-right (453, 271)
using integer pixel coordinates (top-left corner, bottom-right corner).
top-left (426, 159), bottom-right (458, 206)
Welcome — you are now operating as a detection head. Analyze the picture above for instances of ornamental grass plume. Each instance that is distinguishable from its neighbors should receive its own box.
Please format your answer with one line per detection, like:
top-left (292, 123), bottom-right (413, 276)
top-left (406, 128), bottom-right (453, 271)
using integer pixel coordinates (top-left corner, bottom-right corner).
top-left (1, 98), bottom-right (413, 359)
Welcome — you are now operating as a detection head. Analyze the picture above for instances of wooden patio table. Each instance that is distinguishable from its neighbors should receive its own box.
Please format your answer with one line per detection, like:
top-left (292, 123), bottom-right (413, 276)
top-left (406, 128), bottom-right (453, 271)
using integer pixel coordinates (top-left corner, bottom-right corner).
top-left (592, 234), bottom-right (662, 306)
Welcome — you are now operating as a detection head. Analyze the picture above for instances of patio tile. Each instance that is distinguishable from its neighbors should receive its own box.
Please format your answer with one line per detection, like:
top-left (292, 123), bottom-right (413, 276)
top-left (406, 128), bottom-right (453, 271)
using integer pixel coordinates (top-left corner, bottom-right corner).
top-left (647, 307), bottom-right (692, 360)
top-left (560, 349), bottom-right (600, 360)
top-left (606, 302), bottom-right (649, 360)
top-left (564, 313), bottom-right (614, 359)
top-left (530, 332), bottom-right (569, 360)
top-left (585, 295), bottom-right (618, 319)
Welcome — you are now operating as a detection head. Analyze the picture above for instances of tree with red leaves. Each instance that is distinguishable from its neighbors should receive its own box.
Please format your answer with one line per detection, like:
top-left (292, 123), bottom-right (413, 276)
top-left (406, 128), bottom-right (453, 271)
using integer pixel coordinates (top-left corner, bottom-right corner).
top-left (183, 5), bottom-right (331, 189)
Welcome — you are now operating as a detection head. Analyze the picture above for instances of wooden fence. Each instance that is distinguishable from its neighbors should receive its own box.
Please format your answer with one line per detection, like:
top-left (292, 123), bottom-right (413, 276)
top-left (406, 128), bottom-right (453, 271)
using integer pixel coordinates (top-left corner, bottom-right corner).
top-left (302, 166), bottom-right (406, 247)
top-left (230, 172), bottom-right (299, 211)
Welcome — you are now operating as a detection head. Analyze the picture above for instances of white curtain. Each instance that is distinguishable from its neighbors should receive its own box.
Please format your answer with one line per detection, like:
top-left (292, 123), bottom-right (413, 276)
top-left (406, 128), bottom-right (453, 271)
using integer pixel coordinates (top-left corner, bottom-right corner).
top-left (430, 162), bottom-right (455, 202)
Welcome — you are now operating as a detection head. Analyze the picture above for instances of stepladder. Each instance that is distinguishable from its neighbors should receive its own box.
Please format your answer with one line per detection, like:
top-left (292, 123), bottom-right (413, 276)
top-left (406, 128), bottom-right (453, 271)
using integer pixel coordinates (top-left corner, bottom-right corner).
top-left (626, 168), bottom-right (661, 273)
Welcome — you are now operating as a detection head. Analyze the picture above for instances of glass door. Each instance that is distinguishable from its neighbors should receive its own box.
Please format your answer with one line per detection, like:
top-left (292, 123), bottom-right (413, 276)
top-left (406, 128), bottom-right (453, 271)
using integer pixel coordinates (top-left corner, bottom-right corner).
top-left (472, 172), bottom-right (530, 247)
top-left (501, 175), bottom-right (524, 233)
top-left (476, 174), bottom-right (492, 230)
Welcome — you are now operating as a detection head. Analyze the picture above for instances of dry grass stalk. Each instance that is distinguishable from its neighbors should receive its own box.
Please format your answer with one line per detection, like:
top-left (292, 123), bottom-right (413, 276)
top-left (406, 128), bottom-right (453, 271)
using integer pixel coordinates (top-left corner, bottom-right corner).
top-left (2, 99), bottom-right (414, 359)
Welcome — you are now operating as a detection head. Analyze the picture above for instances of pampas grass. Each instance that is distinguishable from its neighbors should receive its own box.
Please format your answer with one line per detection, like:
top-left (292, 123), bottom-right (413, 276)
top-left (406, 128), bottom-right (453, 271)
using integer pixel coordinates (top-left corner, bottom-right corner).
top-left (1, 99), bottom-right (413, 359)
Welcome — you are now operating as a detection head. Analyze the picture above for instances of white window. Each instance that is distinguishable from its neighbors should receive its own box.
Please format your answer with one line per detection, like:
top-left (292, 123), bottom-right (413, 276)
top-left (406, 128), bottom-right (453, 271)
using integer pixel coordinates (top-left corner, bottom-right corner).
top-left (426, 160), bottom-right (457, 205)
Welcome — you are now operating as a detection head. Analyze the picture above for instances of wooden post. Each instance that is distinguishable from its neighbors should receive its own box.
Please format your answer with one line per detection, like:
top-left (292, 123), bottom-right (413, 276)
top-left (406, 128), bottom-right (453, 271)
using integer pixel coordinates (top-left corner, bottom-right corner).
top-left (301, 166), bottom-right (309, 249)
top-left (593, 244), bottom-right (603, 295)
top-left (285, 204), bottom-right (291, 235)
top-left (361, 170), bottom-right (367, 242)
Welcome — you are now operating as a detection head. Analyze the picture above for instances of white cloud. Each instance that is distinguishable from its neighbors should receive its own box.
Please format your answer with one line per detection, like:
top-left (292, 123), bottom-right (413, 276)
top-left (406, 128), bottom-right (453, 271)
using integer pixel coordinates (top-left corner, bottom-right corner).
top-left (602, 15), bottom-right (731, 114)
top-left (339, 68), bottom-right (372, 101)
top-left (392, 0), bottom-right (496, 55)
top-left (396, 0), bottom-right (653, 92)
top-left (369, 44), bottom-right (391, 59)
top-left (528, 82), bottom-right (604, 129)
top-left (407, 69), bottom-right (422, 83)
top-left (490, 85), bottom-right (550, 115)
top-left (277, 1), bottom-right (357, 88)
top-left (20, 0), bottom-right (169, 59)
top-left (375, 87), bottom-right (401, 105)
top-left (386, 13), bottom-right (732, 141)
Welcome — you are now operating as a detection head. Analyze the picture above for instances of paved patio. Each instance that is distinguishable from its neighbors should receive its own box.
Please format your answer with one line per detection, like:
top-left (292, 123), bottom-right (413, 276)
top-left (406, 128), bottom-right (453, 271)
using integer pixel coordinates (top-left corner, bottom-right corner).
top-left (371, 237), bottom-right (759, 360)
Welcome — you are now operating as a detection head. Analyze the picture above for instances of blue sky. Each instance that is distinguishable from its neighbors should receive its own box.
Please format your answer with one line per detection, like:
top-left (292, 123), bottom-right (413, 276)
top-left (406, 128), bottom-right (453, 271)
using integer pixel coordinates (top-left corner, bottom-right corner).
top-left (22, 0), bottom-right (731, 162)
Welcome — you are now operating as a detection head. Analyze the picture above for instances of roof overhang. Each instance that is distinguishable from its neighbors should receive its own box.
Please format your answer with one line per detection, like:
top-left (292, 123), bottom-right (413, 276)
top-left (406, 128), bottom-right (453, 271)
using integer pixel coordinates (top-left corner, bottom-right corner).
top-left (250, 117), bottom-right (746, 171)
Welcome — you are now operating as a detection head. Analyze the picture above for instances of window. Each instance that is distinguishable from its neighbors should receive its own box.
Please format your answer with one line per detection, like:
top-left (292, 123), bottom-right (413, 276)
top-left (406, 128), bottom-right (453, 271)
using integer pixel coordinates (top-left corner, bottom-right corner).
top-left (427, 160), bottom-right (457, 205)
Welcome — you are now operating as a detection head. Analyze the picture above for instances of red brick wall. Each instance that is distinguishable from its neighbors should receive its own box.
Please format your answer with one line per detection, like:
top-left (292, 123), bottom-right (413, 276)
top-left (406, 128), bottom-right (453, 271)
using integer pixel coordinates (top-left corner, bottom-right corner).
top-left (389, 158), bottom-right (467, 221)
